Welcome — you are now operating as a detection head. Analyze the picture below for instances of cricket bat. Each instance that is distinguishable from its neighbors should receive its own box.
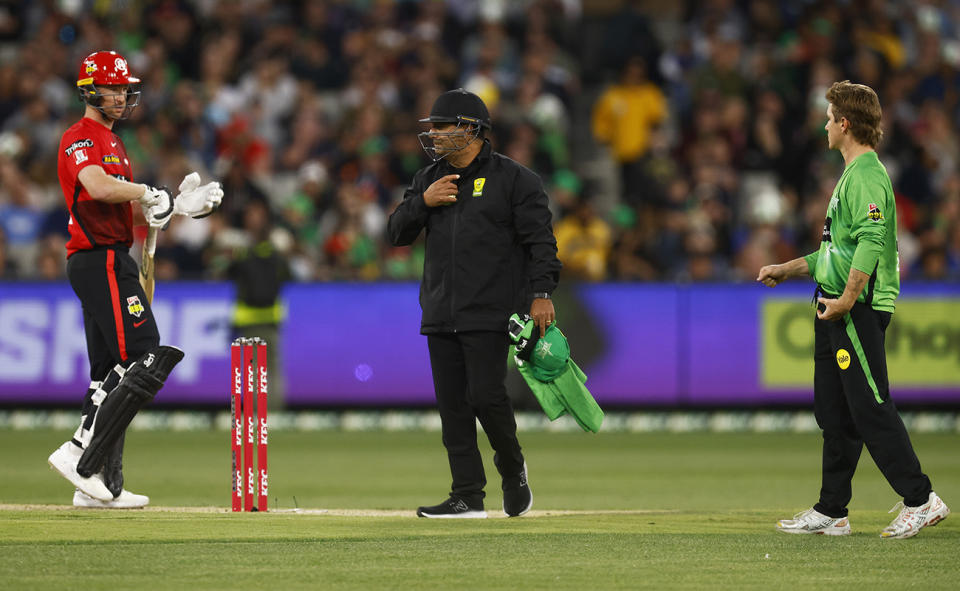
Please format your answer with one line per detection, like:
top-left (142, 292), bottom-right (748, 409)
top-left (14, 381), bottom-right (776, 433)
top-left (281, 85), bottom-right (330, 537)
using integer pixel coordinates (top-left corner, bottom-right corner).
top-left (140, 226), bottom-right (158, 304)
top-left (138, 172), bottom-right (203, 304)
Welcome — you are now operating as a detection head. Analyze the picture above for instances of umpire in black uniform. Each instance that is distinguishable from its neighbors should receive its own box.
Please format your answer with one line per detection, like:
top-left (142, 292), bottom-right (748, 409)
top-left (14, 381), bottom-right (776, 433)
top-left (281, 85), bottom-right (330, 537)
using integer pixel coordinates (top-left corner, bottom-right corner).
top-left (388, 89), bottom-right (561, 518)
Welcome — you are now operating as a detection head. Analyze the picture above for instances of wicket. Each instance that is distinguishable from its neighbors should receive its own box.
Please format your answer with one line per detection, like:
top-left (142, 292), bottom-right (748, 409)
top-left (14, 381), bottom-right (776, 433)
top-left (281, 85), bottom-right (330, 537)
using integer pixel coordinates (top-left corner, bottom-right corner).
top-left (231, 337), bottom-right (268, 512)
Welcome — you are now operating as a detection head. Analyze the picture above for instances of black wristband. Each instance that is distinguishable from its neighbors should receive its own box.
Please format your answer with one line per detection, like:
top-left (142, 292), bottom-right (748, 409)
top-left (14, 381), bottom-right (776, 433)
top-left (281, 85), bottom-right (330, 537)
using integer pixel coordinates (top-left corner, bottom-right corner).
top-left (532, 292), bottom-right (551, 300)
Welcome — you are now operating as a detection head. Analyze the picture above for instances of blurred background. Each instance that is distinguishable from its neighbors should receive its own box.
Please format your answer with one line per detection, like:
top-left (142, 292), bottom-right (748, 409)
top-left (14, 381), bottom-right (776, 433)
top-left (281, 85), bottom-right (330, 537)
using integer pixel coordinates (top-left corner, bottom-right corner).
top-left (1, 0), bottom-right (958, 413)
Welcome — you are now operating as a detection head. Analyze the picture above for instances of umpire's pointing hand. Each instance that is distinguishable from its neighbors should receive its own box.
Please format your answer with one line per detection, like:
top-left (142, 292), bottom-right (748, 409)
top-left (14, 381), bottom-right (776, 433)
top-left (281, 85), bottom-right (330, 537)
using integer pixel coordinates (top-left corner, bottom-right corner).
top-left (530, 298), bottom-right (555, 338)
top-left (423, 175), bottom-right (460, 207)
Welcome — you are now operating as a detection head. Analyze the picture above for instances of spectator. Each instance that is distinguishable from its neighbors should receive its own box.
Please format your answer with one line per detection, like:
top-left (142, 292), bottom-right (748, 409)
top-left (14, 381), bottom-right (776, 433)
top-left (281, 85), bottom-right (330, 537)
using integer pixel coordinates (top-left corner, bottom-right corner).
top-left (321, 183), bottom-right (385, 280)
top-left (0, 1), bottom-right (956, 284)
top-left (0, 156), bottom-right (45, 272)
top-left (591, 55), bottom-right (667, 208)
top-left (554, 195), bottom-right (612, 281)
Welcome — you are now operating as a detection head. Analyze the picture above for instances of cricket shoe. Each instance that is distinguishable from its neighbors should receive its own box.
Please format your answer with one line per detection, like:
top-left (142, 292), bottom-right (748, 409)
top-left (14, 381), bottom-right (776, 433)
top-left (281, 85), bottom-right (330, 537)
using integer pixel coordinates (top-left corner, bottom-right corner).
top-left (416, 497), bottom-right (487, 519)
top-left (73, 488), bottom-right (149, 509)
top-left (502, 462), bottom-right (532, 517)
top-left (880, 492), bottom-right (950, 540)
top-left (48, 441), bottom-right (113, 502)
top-left (776, 508), bottom-right (851, 535)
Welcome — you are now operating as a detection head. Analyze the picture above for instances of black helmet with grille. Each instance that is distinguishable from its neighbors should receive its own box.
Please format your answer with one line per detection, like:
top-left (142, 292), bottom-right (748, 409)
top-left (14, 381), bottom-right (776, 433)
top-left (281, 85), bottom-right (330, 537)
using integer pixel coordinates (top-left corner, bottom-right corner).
top-left (419, 88), bottom-right (491, 129)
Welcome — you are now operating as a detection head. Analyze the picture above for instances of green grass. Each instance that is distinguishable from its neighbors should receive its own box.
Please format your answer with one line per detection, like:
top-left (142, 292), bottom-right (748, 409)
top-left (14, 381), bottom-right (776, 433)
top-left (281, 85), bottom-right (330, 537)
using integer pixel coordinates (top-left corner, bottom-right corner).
top-left (1, 429), bottom-right (958, 589)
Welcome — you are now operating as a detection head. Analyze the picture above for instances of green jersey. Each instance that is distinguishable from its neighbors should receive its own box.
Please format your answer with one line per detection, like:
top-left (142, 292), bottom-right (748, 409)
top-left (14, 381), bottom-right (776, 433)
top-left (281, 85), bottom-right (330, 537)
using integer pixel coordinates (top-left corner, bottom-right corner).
top-left (804, 151), bottom-right (899, 312)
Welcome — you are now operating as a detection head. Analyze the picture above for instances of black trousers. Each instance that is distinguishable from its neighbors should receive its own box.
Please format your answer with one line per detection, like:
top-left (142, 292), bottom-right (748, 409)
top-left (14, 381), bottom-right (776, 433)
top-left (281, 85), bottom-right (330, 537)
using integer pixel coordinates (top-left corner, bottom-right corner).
top-left (427, 331), bottom-right (524, 504)
top-left (812, 302), bottom-right (931, 518)
top-left (67, 247), bottom-right (160, 381)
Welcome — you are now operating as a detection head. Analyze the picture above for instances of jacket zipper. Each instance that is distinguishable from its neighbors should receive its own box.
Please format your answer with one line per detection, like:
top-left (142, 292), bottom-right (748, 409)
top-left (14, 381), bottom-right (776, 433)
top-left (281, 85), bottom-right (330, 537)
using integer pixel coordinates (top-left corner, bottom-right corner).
top-left (450, 193), bottom-right (458, 333)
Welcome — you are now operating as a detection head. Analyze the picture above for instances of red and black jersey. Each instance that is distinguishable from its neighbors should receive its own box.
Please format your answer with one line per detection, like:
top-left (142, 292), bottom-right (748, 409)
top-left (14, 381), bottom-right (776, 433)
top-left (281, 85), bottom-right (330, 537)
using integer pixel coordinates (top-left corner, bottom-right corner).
top-left (58, 117), bottom-right (135, 257)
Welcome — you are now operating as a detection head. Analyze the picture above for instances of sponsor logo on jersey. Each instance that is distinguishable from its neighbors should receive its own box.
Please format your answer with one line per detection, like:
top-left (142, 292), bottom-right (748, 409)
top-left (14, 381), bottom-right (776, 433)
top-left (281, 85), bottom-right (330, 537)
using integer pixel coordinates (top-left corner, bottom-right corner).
top-left (102, 154), bottom-right (121, 164)
top-left (472, 177), bottom-right (486, 197)
top-left (867, 203), bottom-right (883, 221)
top-left (821, 217), bottom-right (832, 242)
top-left (127, 295), bottom-right (144, 318)
top-left (74, 149), bottom-right (88, 165)
top-left (828, 195), bottom-right (839, 213)
top-left (64, 139), bottom-right (94, 156)
top-left (836, 349), bottom-right (851, 370)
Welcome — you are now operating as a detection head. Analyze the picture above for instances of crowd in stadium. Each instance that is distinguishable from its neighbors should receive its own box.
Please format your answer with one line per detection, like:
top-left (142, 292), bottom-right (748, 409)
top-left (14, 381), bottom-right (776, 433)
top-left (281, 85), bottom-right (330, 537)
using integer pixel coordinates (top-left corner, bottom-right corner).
top-left (0, 0), bottom-right (958, 283)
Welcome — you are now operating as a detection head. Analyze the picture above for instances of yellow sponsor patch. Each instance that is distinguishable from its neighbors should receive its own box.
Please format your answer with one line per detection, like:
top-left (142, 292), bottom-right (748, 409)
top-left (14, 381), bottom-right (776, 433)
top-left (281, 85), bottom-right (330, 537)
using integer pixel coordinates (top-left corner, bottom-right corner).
top-left (472, 177), bottom-right (486, 197)
top-left (77, 77), bottom-right (94, 87)
top-left (126, 295), bottom-right (144, 318)
top-left (836, 349), bottom-right (851, 370)
top-left (102, 155), bottom-right (121, 164)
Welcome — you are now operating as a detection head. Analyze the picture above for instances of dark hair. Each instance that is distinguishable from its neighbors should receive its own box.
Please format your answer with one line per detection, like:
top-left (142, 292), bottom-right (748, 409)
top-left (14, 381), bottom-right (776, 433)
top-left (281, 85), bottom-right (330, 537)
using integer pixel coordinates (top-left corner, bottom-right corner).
top-left (826, 80), bottom-right (883, 148)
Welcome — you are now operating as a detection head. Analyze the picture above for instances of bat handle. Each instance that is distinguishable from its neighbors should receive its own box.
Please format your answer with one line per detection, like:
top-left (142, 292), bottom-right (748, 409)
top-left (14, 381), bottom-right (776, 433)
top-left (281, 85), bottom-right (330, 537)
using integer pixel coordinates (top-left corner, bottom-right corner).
top-left (145, 227), bottom-right (158, 257)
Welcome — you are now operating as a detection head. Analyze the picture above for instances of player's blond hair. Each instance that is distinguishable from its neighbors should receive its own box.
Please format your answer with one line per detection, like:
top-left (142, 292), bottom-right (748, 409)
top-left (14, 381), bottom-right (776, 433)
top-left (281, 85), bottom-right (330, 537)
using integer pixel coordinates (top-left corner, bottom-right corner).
top-left (826, 81), bottom-right (883, 148)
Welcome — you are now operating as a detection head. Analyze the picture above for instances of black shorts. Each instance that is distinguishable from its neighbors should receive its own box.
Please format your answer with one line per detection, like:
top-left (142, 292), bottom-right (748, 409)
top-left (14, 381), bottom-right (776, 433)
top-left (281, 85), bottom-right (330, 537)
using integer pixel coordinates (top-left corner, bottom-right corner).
top-left (67, 247), bottom-right (160, 381)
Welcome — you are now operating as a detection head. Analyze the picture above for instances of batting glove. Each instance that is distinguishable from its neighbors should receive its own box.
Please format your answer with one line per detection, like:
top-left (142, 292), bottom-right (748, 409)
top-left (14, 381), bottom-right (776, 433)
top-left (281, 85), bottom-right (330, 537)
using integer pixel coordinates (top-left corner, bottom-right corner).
top-left (173, 171), bottom-right (224, 218)
top-left (139, 184), bottom-right (166, 209)
top-left (142, 185), bottom-right (174, 228)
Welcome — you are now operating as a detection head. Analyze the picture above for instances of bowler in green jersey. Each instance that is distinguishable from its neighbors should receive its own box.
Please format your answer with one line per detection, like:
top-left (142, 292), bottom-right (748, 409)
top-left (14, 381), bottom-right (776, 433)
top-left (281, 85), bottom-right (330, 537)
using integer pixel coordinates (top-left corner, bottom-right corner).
top-left (758, 81), bottom-right (949, 539)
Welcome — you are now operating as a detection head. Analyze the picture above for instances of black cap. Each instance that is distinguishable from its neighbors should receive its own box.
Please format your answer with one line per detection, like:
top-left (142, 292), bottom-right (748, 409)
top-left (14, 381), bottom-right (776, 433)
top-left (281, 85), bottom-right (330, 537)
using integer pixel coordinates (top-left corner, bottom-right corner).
top-left (419, 88), bottom-right (491, 129)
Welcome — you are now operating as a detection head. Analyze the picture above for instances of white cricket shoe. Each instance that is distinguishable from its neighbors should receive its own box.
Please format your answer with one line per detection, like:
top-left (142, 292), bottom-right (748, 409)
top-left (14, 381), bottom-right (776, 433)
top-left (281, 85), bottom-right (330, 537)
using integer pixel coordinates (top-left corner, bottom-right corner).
top-left (47, 441), bottom-right (113, 502)
top-left (881, 492), bottom-right (950, 539)
top-left (776, 508), bottom-right (851, 535)
top-left (73, 488), bottom-right (149, 509)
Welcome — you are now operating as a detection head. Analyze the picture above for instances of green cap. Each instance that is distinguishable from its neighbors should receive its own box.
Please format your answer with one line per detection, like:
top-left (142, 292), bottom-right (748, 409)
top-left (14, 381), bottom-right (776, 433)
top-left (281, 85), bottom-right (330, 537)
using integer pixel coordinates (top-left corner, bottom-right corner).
top-left (529, 324), bottom-right (570, 381)
top-left (508, 313), bottom-right (570, 382)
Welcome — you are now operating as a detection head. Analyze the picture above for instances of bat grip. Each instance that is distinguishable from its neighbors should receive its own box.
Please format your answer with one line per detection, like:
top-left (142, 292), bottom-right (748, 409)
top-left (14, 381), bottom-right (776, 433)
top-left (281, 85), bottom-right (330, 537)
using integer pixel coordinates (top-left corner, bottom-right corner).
top-left (145, 228), bottom-right (158, 257)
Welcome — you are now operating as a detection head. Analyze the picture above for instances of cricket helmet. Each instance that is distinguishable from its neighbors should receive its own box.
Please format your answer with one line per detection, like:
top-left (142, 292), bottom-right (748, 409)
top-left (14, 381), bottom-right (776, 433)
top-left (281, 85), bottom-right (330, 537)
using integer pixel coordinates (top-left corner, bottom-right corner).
top-left (418, 88), bottom-right (491, 161)
top-left (76, 51), bottom-right (142, 120)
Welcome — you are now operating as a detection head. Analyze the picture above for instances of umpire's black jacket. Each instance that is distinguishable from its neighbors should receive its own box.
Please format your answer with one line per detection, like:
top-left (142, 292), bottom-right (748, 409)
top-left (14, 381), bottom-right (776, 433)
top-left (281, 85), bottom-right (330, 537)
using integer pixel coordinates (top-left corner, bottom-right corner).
top-left (387, 140), bottom-right (561, 334)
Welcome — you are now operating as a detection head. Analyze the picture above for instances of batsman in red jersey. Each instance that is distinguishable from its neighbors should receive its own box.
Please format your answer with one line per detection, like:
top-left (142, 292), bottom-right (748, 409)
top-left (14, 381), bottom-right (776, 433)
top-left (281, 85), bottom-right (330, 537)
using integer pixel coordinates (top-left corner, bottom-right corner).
top-left (48, 51), bottom-right (221, 508)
